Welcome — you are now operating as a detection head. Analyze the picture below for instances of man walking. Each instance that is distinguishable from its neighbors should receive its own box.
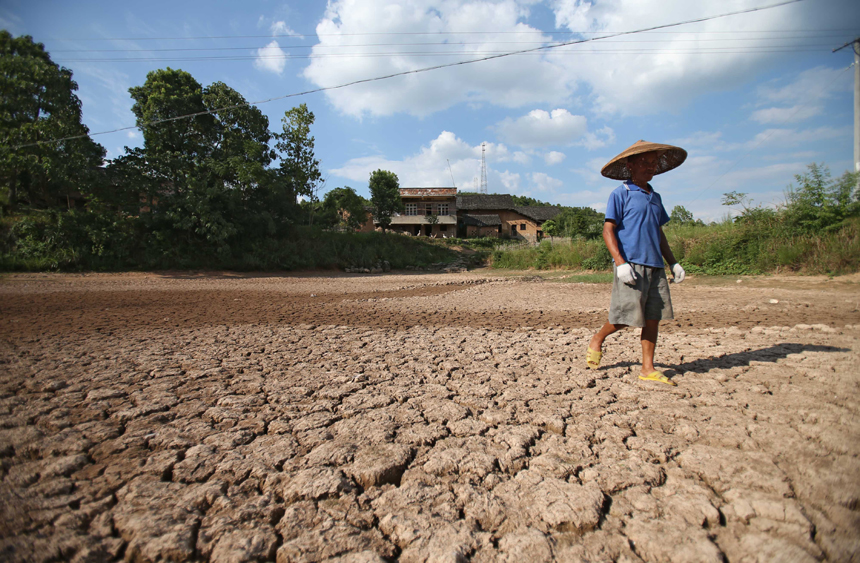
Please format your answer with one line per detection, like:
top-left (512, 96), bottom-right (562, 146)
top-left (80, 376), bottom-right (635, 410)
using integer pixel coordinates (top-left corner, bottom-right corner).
top-left (586, 140), bottom-right (687, 385)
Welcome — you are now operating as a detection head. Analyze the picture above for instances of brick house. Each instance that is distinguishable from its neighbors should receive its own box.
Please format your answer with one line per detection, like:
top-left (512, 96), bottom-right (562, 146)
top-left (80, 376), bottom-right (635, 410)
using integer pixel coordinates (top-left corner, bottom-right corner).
top-left (456, 194), bottom-right (562, 241)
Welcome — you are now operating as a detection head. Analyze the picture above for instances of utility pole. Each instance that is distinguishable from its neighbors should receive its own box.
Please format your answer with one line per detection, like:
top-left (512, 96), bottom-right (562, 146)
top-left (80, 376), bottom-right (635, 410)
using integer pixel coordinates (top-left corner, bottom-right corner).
top-left (479, 143), bottom-right (488, 194)
top-left (834, 37), bottom-right (860, 193)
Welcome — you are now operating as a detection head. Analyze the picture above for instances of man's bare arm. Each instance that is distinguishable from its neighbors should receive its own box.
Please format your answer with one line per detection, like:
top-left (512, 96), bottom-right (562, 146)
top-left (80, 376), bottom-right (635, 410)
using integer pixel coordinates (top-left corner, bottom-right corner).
top-left (603, 220), bottom-right (626, 266)
top-left (659, 227), bottom-right (677, 266)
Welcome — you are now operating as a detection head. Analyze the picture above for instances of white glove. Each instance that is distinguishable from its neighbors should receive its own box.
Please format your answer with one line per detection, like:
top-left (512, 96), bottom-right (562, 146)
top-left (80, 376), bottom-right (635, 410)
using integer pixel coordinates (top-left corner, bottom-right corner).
top-left (671, 263), bottom-right (686, 283)
top-left (616, 262), bottom-right (636, 285)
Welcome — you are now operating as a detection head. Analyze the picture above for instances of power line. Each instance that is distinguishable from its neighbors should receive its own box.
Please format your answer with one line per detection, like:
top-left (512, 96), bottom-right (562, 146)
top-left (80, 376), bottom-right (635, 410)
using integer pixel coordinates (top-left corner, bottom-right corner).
top-left (55, 47), bottom-right (835, 64)
top-left (49, 26), bottom-right (856, 41)
top-left (48, 33), bottom-right (851, 52)
top-left (13, 0), bottom-right (811, 151)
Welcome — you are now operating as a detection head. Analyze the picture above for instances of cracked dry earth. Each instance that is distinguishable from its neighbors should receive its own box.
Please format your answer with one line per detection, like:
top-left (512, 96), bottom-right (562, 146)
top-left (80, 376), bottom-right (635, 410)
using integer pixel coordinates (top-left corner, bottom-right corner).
top-left (1, 271), bottom-right (859, 563)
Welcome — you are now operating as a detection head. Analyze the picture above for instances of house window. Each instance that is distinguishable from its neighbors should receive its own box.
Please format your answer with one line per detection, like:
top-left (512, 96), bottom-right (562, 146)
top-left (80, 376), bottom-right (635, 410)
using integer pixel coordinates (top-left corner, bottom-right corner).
top-left (424, 203), bottom-right (433, 215)
top-left (437, 203), bottom-right (448, 215)
top-left (405, 203), bottom-right (417, 216)
top-left (440, 224), bottom-right (448, 231)
top-left (519, 223), bottom-right (526, 231)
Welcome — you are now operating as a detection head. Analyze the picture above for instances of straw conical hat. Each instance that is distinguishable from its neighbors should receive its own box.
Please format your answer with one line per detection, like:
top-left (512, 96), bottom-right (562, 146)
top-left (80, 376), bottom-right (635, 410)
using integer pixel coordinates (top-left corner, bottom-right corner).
top-left (600, 140), bottom-right (687, 180)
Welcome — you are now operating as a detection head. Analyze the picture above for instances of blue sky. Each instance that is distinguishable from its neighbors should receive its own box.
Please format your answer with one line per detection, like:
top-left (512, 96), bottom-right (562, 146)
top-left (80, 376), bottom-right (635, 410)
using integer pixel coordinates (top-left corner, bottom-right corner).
top-left (4, 0), bottom-right (858, 221)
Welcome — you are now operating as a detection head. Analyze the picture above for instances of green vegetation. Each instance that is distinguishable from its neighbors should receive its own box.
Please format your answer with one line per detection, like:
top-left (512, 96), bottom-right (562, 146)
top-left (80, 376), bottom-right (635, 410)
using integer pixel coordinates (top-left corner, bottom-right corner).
top-left (368, 169), bottom-right (403, 233)
top-left (0, 35), bottom-right (459, 272)
top-left (492, 164), bottom-right (860, 276)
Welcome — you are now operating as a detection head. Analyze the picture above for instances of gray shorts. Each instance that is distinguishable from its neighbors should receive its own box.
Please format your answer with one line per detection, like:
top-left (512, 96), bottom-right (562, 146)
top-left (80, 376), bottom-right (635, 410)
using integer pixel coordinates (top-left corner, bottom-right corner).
top-left (608, 263), bottom-right (674, 327)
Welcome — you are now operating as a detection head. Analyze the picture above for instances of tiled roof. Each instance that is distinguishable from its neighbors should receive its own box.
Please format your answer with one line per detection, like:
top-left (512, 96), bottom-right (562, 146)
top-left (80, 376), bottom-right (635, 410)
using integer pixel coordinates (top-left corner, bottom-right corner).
top-left (400, 188), bottom-right (457, 197)
top-left (513, 206), bottom-right (562, 222)
top-left (456, 194), bottom-right (514, 210)
top-left (461, 214), bottom-right (502, 227)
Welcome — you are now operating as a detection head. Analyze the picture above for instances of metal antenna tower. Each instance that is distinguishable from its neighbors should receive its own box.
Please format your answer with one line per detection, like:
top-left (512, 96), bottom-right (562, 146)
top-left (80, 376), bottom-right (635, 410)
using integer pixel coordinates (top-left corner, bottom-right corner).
top-left (479, 142), bottom-right (488, 194)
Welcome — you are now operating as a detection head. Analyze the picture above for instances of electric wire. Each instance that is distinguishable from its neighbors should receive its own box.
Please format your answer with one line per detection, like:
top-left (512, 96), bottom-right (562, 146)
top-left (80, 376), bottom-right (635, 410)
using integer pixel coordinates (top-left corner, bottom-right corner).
top-left (50, 27), bottom-right (858, 41)
top-left (11, 0), bottom-right (812, 151)
top-left (49, 33), bottom-right (851, 52)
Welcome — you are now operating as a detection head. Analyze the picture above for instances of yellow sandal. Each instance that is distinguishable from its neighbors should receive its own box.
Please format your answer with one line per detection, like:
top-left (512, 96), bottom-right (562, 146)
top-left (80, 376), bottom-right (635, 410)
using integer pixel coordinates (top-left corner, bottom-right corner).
top-left (586, 347), bottom-right (602, 370)
top-left (639, 371), bottom-right (677, 386)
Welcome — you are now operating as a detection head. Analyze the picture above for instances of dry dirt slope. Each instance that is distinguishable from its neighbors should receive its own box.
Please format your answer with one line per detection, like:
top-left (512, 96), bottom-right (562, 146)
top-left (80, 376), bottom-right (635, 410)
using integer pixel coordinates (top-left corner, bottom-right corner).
top-left (0, 272), bottom-right (858, 562)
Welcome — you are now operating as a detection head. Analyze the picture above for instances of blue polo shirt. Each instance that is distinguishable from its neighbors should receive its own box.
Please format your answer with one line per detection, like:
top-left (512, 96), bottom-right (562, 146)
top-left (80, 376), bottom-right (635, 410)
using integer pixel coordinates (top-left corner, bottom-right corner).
top-left (605, 181), bottom-right (670, 268)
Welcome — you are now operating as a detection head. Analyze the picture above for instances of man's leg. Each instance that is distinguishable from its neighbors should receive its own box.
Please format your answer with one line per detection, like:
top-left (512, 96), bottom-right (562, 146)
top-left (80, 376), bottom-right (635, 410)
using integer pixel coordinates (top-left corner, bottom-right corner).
top-left (640, 319), bottom-right (660, 374)
top-left (590, 322), bottom-right (627, 352)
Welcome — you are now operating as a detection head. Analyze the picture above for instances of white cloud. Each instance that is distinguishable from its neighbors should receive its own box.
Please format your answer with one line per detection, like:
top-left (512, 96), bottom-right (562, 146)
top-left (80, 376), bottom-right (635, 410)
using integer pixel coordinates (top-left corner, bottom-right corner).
top-left (496, 109), bottom-right (587, 148)
top-left (127, 130), bottom-right (139, 139)
top-left (751, 105), bottom-right (822, 124)
top-left (529, 172), bottom-right (564, 193)
top-left (303, 0), bottom-right (572, 117)
top-left (271, 21), bottom-right (300, 36)
top-left (297, 0), bottom-right (858, 118)
top-left (747, 126), bottom-right (850, 150)
top-left (750, 66), bottom-right (850, 124)
top-left (545, 151), bottom-right (566, 165)
top-left (499, 171), bottom-right (522, 192)
top-left (330, 131), bottom-right (510, 191)
top-left (513, 152), bottom-right (532, 165)
top-left (578, 125), bottom-right (615, 150)
top-left (254, 40), bottom-right (287, 74)
top-left (297, 0), bottom-right (857, 118)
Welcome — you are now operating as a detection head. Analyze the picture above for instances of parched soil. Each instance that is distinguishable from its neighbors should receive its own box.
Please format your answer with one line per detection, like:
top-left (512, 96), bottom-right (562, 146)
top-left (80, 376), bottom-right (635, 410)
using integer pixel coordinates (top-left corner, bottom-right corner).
top-left (0, 271), bottom-right (859, 562)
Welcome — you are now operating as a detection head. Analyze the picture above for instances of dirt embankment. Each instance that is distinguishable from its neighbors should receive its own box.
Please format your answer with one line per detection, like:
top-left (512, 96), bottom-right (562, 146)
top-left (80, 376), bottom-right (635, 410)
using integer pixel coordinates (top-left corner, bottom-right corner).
top-left (1, 272), bottom-right (858, 562)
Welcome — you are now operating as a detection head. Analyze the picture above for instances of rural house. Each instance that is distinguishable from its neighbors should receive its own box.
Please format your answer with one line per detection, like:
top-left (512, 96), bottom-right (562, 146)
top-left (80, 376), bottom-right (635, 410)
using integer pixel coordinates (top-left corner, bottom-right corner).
top-left (362, 189), bottom-right (562, 240)
top-left (456, 194), bottom-right (562, 240)
top-left (383, 188), bottom-right (458, 237)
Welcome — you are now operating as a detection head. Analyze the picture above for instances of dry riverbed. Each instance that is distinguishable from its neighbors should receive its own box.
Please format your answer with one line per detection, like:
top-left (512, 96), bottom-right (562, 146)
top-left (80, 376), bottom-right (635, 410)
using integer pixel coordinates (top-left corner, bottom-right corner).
top-left (1, 271), bottom-right (859, 562)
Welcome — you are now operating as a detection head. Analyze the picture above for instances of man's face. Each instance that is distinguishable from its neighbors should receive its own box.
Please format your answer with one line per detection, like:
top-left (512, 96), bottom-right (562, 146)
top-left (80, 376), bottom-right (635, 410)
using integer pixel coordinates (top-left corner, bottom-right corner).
top-left (627, 152), bottom-right (661, 182)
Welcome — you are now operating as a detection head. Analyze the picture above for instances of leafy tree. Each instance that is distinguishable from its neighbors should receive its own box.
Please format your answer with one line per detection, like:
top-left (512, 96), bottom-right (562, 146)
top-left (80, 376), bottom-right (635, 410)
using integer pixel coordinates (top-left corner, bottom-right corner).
top-left (275, 103), bottom-right (320, 203)
top-left (122, 68), bottom-right (280, 251)
top-left (721, 191), bottom-right (776, 225)
top-left (0, 31), bottom-right (105, 210)
top-left (670, 205), bottom-right (694, 224)
top-left (320, 186), bottom-right (367, 232)
top-left (369, 169), bottom-right (402, 233)
top-left (542, 219), bottom-right (560, 242)
top-left (555, 206), bottom-right (604, 240)
top-left (784, 163), bottom-right (860, 233)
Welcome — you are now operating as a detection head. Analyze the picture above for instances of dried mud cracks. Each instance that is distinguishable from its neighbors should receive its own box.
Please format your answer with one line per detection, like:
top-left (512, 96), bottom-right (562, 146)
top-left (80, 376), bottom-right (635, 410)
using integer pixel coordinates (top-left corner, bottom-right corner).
top-left (1, 272), bottom-right (859, 562)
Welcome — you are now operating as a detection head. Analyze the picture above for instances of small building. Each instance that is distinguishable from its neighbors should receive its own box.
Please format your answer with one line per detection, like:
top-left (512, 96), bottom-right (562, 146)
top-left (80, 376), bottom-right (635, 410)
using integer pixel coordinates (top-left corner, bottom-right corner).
top-left (386, 188), bottom-right (458, 237)
top-left (456, 194), bottom-right (561, 241)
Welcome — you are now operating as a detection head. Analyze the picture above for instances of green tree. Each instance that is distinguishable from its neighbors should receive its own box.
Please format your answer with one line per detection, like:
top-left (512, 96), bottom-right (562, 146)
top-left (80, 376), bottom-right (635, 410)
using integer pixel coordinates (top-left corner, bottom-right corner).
top-left (0, 31), bottom-right (105, 210)
top-left (321, 186), bottom-right (368, 232)
top-left (555, 206), bottom-right (604, 240)
top-left (127, 68), bottom-right (215, 197)
top-left (122, 68), bottom-right (279, 252)
top-left (275, 103), bottom-right (320, 203)
top-left (784, 163), bottom-right (860, 233)
top-left (368, 169), bottom-right (402, 233)
top-left (670, 205), bottom-right (694, 224)
top-left (542, 219), bottom-right (560, 242)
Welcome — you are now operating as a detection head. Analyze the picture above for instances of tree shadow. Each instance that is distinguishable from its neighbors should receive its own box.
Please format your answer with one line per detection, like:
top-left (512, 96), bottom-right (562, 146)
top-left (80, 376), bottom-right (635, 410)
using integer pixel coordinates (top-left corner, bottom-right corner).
top-left (604, 343), bottom-right (849, 375)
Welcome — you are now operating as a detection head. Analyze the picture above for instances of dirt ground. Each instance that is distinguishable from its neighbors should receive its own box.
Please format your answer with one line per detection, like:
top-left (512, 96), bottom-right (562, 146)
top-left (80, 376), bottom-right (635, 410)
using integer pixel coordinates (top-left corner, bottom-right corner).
top-left (1, 270), bottom-right (859, 562)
